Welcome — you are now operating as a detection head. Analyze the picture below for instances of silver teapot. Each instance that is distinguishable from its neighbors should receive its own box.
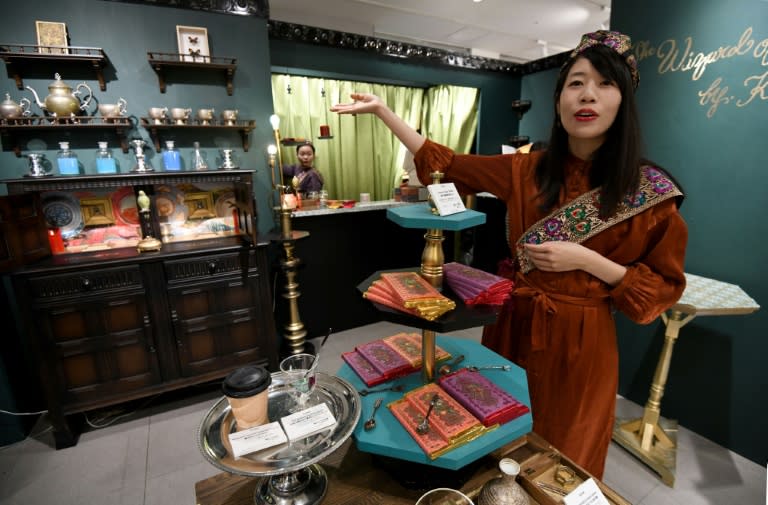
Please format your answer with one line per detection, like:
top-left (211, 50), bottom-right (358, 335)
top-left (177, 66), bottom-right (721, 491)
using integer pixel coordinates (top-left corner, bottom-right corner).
top-left (1, 93), bottom-right (31, 120)
top-left (26, 73), bottom-right (93, 118)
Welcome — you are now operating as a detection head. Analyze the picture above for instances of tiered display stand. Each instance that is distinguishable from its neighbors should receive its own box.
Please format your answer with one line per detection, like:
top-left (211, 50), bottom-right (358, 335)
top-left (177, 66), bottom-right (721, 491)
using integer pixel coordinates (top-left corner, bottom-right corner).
top-left (342, 202), bottom-right (533, 471)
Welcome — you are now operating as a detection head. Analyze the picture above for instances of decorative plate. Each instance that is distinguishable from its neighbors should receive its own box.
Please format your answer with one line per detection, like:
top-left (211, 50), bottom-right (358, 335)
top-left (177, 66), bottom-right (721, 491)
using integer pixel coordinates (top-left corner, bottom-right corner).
top-left (215, 191), bottom-right (236, 217)
top-left (155, 186), bottom-right (188, 223)
top-left (42, 192), bottom-right (84, 239)
top-left (111, 187), bottom-right (140, 226)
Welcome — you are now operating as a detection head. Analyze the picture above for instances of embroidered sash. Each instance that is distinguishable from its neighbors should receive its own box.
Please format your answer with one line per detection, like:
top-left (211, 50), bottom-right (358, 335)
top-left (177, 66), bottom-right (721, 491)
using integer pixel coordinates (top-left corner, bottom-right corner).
top-left (515, 166), bottom-right (682, 274)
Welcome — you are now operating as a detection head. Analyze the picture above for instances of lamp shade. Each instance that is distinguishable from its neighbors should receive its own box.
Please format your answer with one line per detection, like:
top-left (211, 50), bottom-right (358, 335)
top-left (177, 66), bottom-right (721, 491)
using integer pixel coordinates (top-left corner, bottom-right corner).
top-left (269, 114), bottom-right (280, 130)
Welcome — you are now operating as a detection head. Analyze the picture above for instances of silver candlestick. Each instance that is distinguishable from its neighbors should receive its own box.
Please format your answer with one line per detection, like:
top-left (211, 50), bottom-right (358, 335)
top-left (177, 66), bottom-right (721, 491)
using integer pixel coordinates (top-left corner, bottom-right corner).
top-left (130, 139), bottom-right (154, 173)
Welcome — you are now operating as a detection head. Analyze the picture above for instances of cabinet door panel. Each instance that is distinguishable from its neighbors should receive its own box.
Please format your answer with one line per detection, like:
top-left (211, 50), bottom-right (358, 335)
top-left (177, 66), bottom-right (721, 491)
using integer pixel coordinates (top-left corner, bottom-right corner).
top-left (32, 293), bottom-right (161, 404)
top-left (173, 288), bottom-right (213, 319)
top-left (47, 308), bottom-right (88, 342)
top-left (168, 273), bottom-right (267, 377)
top-left (218, 280), bottom-right (255, 307)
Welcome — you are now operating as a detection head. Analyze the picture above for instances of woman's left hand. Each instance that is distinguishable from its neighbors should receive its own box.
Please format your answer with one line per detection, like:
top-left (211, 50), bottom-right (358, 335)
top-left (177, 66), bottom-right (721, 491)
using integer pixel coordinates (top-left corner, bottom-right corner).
top-left (524, 242), bottom-right (594, 272)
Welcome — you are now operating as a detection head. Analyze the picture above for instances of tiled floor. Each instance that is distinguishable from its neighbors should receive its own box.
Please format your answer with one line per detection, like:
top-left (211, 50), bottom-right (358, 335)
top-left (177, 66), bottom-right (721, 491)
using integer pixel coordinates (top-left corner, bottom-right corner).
top-left (0, 321), bottom-right (764, 505)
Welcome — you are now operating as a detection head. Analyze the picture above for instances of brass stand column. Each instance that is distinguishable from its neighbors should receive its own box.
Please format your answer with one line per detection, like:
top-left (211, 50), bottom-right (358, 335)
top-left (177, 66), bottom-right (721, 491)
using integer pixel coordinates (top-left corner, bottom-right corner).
top-left (612, 272), bottom-right (759, 487)
top-left (613, 309), bottom-right (692, 486)
top-left (273, 208), bottom-right (310, 355)
top-left (268, 115), bottom-right (311, 355)
top-left (421, 329), bottom-right (436, 383)
top-left (421, 229), bottom-right (444, 289)
top-left (422, 170), bottom-right (446, 290)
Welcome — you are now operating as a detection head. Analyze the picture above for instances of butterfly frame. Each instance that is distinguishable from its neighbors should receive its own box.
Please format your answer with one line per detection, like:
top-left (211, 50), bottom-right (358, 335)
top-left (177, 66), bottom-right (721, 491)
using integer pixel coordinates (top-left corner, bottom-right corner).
top-left (176, 25), bottom-right (209, 62)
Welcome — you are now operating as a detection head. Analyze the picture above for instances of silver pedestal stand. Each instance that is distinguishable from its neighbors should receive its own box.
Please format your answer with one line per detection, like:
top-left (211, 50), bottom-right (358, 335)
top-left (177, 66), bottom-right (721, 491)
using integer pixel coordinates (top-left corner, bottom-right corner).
top-left (197, 372), bottom-right (361, 505)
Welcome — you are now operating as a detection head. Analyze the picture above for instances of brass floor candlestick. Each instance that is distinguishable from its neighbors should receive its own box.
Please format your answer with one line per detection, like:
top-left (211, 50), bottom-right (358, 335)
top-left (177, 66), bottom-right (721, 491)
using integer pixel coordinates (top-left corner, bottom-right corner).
top-left (275, 207), bottom-right (310, 355)
top-left (268, 116), bottom-right (311, 355)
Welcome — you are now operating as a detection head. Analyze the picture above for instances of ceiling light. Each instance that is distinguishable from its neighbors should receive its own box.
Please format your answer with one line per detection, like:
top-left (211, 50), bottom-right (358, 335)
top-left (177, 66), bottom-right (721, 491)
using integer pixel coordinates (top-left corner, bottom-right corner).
top-left (473, 0), bottom-right (483, 3)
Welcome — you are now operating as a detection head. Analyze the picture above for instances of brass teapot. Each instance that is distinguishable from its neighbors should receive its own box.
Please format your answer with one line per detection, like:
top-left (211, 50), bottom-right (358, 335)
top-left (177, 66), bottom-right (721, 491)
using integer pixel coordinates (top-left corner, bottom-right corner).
top-left (0, 93), bottom-right (32, 119)
top-left (26, 73), bottom-right (93, 118)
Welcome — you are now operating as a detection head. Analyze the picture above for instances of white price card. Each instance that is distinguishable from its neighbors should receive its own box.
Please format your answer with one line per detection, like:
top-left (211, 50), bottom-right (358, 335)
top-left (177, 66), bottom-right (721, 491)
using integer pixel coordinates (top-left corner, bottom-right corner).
top-left (228, 421), bottom-right (288, 458)
top-left (280, 403), bottom-right (337, 441)
top-left (563, 478), bottom-right (611, 505)
top-left (427, 183), bottom-right (466, 216)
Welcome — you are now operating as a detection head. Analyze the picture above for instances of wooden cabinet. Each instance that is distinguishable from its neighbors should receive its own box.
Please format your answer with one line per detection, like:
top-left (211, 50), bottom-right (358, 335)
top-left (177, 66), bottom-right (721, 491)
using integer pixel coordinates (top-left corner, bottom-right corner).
top-left (3, 172), bottom-right (278, 449)
top-left (165, 250), bottom-right (272, 377)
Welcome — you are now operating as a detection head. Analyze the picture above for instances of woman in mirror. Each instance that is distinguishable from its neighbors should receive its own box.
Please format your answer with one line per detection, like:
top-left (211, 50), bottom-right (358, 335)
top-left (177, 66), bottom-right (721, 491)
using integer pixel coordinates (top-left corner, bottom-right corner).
top-left (331, 30), bottom-right (688, 478)
top-left (282, 141), bottom-right (325, 197)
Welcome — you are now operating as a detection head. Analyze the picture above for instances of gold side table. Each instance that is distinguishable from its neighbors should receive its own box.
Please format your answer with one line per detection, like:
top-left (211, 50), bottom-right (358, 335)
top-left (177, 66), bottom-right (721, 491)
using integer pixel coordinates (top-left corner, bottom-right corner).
top-left (612, 272), bottom-right (759, 486)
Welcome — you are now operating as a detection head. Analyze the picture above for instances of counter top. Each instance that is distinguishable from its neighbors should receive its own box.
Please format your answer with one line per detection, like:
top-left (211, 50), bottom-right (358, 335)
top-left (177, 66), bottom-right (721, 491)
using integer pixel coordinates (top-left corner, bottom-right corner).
top-left (292, 200), bottom-right (417, 217)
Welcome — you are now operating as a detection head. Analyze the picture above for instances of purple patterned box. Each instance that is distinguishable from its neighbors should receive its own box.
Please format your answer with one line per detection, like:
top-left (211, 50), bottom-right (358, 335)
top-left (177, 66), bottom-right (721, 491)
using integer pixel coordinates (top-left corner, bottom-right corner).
top-left (356, 339), bottom-right (413, 379)
top-left (341, 350), bottom-right (387, 387)
top-left (438, 368), bottom-right (529, 427)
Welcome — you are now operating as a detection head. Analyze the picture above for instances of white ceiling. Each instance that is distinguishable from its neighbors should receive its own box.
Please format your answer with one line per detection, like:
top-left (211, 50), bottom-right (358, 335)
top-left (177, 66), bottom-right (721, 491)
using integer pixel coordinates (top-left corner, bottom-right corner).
top-left (268, 0), bottom-right (612, 63)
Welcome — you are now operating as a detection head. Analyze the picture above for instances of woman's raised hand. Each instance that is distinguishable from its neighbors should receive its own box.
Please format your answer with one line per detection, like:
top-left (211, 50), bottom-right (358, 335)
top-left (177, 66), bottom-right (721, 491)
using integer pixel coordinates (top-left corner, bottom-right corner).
top-left (330, 93), bottom-right (383, 115)
top-left (331, 92), bottom-right (427, 154)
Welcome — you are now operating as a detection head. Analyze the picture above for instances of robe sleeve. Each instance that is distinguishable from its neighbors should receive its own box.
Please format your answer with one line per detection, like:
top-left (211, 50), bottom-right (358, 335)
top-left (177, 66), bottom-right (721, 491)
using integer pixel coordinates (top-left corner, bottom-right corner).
top-left (609, 201), bottom-right (688, 324)
top-left (412, 139), bottom-right (533, 201)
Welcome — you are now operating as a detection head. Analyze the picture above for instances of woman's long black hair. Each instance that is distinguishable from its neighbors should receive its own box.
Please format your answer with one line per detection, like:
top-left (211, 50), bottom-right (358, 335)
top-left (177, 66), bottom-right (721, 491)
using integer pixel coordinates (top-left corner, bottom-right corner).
top-left (535, 44), bottom-right (646, 218)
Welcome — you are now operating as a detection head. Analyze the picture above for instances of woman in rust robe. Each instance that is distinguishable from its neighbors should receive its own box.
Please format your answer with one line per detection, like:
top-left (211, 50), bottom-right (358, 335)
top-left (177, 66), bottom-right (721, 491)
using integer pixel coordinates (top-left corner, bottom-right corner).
top-left (332, 31), bottom-right (687, 478)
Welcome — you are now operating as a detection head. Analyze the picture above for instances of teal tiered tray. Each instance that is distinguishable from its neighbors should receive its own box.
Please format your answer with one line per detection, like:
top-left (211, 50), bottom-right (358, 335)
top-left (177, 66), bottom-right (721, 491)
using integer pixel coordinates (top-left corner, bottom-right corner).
top-left (337, 336), bottom-right (532, 471)
top-left (387, 203), bottom-right (486, 230)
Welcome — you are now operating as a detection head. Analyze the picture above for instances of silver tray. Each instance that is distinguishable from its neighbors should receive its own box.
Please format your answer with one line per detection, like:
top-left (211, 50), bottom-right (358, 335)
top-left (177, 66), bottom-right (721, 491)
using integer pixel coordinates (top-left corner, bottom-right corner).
top-left (197, 371), bottom-right (361, 477)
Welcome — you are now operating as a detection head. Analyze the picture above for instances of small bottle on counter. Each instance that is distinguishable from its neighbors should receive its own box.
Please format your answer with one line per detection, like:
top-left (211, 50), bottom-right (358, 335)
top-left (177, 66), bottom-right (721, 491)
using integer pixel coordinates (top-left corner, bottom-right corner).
top-left (162, 140), bottom-right (182, 171)
top-left (95, 141), bottom-right (118, 174)
top-left (191, 141), bottom-right (208, 170)
top-left (56, 141), bottom-right (80, 176)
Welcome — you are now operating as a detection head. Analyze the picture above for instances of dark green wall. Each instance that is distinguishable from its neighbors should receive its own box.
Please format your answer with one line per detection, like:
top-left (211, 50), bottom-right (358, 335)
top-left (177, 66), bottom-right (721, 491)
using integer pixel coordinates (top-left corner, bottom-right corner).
top-left (0, 0), bottom-right (277, 235)
top-left (519, 66), bottom-right (559, 144)
top-left (270, 39), bottom-right (521, 155)
top-left (614, 0), bottom-right (767, 467)
top-left (521, 0), bottom-right (767, 465)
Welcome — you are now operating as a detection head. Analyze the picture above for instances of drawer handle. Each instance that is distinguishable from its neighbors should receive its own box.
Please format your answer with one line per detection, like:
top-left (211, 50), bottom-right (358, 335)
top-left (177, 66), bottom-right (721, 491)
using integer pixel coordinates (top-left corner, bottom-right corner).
top-left (81, 277), bottom-right (92, 290)
top-left (207, 261), bottom-right (218, 275)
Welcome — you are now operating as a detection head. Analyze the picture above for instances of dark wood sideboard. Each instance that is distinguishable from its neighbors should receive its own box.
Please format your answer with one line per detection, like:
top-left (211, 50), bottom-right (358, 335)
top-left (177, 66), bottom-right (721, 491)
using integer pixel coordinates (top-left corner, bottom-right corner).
top-left (0, 171), bottom-right (279, 449)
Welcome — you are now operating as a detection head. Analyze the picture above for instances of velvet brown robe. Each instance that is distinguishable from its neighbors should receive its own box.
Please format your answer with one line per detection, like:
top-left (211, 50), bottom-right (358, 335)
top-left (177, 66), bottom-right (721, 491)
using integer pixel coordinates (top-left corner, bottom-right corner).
top-left (414, 140), bottom-right (687, 478)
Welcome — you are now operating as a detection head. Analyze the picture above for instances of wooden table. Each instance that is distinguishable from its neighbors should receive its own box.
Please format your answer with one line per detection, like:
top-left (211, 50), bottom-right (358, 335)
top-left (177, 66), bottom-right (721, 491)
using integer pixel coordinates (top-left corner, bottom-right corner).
top-left (195, 433), bottom-right (629, 505)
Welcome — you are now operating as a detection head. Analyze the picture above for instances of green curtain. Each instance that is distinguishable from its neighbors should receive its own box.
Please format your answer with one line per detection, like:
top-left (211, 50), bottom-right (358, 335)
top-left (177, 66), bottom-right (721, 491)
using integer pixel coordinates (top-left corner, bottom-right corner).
top-left (271, 75), bottom-right (477, 201)
top-left (421, 85), bottom-right (479, 154)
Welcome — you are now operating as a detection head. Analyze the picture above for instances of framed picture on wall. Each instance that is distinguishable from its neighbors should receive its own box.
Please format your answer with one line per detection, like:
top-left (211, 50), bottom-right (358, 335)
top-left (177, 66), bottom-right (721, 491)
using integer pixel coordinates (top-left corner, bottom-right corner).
top-left (35, 21), bottom-right (69, 54)
top-left (80, 197), bottom-right (115, 227)
top-left (185, 192), bottom-right (216, 219)
top-left (176, 25), bottom-right (210, 62)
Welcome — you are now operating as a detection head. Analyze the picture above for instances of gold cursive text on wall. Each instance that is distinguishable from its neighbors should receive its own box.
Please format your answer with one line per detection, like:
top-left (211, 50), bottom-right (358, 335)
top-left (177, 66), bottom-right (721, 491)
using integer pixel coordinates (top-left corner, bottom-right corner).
top-left (635, 27), bottom-right (768, 117)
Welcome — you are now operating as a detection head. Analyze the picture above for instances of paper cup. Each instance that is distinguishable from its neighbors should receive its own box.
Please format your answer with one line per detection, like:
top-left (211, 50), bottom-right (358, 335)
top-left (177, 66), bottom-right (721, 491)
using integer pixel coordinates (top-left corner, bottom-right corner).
top-left (222, 366), bottom-right (272, 430)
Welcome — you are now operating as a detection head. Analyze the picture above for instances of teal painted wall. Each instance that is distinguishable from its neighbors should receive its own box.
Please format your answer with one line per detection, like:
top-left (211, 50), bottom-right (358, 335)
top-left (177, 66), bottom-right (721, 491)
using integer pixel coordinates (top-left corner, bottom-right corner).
top-left (614, 0), bottom-right (767, 466)
top-left (270, 39), bottom-right (521, 155)
top-left (521, 0), bottom-right (767, 465)
top-left (0, 0), bottom-right (277, 236)
top-left (519, 66), bottom-right (559, 144)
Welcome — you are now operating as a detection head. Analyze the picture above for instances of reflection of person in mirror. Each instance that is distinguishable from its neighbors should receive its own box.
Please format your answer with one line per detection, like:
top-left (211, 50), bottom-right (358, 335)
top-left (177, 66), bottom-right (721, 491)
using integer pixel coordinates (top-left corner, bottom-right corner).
top-left (331, 30), bottom-right (688, 479)
top-left (282, 141), bottom-right (324, 197)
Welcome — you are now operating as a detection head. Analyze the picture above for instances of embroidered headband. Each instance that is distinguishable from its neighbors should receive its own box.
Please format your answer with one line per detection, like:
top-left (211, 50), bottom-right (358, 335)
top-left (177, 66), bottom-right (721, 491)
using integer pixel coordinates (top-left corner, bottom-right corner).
top-left (566, 30), bottom-right (640, 89)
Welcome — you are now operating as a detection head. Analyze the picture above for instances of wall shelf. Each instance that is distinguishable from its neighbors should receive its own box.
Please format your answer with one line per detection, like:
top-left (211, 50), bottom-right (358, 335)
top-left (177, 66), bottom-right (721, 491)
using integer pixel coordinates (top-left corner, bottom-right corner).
top-left (0, 116), bottom-right (131, 157)
top-left (139, 118), bottom-right (255, 153)
top-left (147, 52), bottom-right (237, 95)
top-left (0, 44), bottom-right (110, 91)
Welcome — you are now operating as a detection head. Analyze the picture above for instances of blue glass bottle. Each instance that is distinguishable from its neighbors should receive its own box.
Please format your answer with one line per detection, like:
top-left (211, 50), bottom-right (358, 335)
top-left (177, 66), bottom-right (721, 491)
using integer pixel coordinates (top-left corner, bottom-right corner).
top-left (56, 141), bottom-right (80, 176)
top-left (95, 141), bottom-right (118, 174)
top-left (162, 140), bottom-right (182, 171)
